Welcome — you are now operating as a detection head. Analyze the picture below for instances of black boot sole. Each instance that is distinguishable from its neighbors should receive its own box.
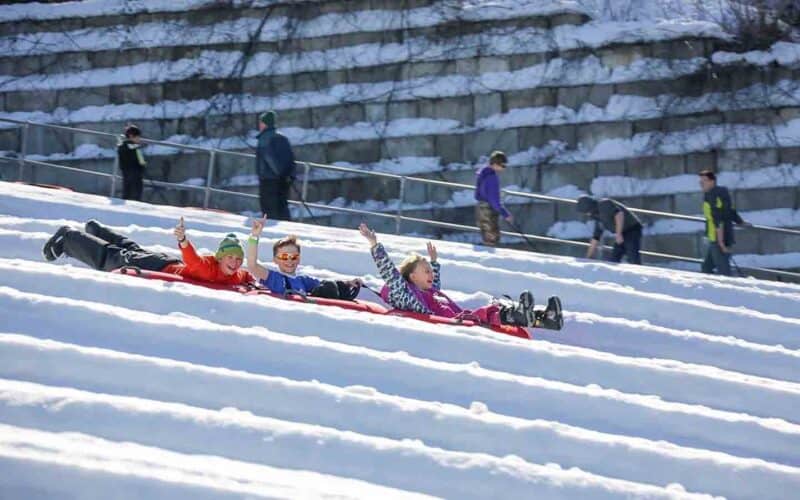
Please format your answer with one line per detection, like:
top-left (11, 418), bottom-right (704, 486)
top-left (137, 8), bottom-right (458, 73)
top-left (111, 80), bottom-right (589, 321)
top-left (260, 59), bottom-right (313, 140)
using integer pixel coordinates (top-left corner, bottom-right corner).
top-left (42, 226), bottom-right (70, 262)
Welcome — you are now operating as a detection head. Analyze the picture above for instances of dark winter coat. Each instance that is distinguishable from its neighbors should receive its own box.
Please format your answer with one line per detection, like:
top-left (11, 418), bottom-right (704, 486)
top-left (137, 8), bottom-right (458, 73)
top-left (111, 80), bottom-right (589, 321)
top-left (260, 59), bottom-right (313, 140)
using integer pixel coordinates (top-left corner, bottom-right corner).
top-left (255, 127), bottom-right (296, 180)
top-left (703, 186), bottom-right (743, 245)
top-left (117, 139), bottom-right (146, 173)
top-left (591, 198), bottom-right (642, 240)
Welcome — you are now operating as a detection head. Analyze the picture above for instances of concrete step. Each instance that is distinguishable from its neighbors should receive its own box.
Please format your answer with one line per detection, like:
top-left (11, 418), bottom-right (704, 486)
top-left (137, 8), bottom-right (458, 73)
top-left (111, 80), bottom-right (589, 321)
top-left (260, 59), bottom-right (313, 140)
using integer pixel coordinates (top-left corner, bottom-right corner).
top-left (0, 0), bottom-right (448, 36)
top-left (3, 90), bottom-right (798, 178)
top-left (0, 7), bottom-right (589, 77)
top-left (0, 32), bottom-right (715, 112)
top-left (3, 59), bottom-right (793, 148)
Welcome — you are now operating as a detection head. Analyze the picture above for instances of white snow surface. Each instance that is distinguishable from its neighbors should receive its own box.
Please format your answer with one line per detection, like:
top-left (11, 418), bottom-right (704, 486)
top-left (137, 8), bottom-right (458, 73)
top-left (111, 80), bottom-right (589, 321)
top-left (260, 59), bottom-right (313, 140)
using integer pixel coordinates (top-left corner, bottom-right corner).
top-left (0, 182), bottom-right (799, 499)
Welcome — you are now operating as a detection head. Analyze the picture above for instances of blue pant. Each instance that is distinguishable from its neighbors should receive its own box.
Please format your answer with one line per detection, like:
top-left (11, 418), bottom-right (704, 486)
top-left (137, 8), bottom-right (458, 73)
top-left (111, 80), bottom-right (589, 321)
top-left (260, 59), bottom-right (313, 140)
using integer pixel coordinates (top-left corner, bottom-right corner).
top-left (702, 242), bottom-right (732, 276)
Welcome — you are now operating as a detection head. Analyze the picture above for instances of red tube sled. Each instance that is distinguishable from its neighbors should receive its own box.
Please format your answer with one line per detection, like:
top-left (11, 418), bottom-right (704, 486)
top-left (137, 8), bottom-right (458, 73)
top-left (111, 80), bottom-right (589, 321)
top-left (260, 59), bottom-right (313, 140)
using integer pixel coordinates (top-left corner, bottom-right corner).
top-left (16, 182), bottom-right (73, 191)
top-left (244, 288), bottom-right (390, 315)
top-left (386, 310), bottom-right (531, 339)
top-left (112, 267), bottom-right (532, 339)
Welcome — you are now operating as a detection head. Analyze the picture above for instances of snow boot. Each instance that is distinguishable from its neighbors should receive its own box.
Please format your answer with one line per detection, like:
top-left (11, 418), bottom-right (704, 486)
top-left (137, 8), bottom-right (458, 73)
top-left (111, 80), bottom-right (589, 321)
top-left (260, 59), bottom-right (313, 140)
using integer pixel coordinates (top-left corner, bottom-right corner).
top-left (518, 290), bottom-right (536, 327)
top-left (535, 296), bottom-right (564, 331)
top-left (499, 291), bottom-right (535, 327)
top-left (42, 225), bottom-right (70, 261)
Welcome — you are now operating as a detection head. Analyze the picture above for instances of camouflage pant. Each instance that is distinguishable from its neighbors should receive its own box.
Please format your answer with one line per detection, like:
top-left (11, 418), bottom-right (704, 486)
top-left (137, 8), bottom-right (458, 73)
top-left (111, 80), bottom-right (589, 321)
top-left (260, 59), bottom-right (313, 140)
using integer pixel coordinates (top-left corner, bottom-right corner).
top-left (476, 202), bottom-right (500, 246)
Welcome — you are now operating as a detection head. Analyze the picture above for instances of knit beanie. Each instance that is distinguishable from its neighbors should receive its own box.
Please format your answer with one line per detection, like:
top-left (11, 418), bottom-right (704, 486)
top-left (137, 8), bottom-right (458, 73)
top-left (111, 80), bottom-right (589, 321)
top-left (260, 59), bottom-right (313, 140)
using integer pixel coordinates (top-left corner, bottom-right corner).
top-left (216, 233), bottom-right (244, 259)
top-left (260, 110), bottom-right (276, 128)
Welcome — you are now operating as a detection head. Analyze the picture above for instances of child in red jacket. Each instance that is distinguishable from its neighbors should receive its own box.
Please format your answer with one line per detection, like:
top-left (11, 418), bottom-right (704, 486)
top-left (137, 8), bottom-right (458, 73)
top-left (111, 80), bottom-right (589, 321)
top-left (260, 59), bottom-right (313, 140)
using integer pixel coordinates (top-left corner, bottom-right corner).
top-left (43, 218), bottom-right (253, 286)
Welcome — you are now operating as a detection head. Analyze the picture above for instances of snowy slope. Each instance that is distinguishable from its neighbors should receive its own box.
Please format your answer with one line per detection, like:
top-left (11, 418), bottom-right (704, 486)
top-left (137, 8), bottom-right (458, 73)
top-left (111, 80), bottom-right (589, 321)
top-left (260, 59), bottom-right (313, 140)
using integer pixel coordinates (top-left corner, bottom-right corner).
top-left (0, 182), bottom-right (799, 499)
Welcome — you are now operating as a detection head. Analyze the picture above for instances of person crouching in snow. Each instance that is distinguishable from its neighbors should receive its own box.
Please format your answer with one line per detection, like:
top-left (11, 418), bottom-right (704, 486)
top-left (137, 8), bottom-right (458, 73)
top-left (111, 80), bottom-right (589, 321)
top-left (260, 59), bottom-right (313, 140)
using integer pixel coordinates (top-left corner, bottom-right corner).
top-left (42, 218), bottom-right (254, 286)
top-left (358, 223), bottom-right (563, 330)
top-left (246, 215), bottom-right (362, 300)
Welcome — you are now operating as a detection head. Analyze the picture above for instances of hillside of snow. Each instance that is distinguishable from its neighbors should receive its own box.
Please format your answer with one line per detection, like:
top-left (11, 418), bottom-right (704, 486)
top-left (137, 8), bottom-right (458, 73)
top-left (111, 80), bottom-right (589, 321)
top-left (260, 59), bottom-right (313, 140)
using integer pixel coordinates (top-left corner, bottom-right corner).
top-left (0, 181), bottom-right (799, 499)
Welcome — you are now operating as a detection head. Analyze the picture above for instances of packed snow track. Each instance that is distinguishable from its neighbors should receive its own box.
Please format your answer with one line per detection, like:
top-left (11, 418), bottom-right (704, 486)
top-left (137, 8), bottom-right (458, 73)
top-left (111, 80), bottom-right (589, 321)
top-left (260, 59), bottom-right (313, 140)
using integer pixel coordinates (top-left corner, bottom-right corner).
top-left (0, 182), bottom-right (798, 499)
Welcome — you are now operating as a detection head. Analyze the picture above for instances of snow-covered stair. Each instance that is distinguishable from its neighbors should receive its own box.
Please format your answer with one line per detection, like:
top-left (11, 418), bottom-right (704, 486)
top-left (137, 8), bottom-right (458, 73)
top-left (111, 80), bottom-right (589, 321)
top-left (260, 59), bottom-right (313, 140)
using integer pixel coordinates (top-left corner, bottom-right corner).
top-left (0, 2), bottom-right (799, 262)
top-left (1, 182), bottom-right (799, 498)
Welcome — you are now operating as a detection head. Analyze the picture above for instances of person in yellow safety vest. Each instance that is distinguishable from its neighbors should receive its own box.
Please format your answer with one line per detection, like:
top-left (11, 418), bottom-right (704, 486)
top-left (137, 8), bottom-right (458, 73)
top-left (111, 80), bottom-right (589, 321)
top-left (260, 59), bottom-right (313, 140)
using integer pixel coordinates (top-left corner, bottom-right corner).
top-left (698, 170), bottom-right (748, 276)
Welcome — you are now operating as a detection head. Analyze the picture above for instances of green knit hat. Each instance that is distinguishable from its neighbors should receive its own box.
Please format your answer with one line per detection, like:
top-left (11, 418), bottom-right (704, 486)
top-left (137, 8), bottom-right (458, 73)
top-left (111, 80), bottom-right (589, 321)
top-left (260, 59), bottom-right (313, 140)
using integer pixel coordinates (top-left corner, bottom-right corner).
top-left (216, 233), bottom-right (244, 259)
top-left (259, 110), bottom-right (276, 128)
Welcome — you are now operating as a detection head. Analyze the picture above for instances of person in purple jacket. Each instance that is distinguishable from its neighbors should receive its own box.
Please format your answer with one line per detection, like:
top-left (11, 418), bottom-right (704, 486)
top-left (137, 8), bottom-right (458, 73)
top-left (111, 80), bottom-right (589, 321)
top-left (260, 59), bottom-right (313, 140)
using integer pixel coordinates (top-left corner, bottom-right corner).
top-left (475, 150), bottom-right (513, 246)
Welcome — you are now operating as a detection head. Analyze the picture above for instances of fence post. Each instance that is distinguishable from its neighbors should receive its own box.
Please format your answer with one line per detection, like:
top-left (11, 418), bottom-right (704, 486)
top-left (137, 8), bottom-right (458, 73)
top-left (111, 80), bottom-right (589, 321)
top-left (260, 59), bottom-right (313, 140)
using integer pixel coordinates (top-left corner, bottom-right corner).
top-left (301, 161), bottom-right (310, 201)
top-left (203, 151), bottom-right (216, 209)
top-left (396, 176), bottom-right (406, 234)
top-left (109, 154), bottom-right (119, 198)
top-left (18, 123), bottom-right (29, 182)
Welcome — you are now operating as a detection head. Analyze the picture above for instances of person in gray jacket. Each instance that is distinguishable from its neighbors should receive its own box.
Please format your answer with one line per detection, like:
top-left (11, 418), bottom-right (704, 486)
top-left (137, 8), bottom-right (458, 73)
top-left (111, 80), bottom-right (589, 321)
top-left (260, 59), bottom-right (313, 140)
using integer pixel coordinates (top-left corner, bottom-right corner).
top-left (255, 110), bottom-right (295, 220)
top-left (577, 195), bottom-right (643, 264)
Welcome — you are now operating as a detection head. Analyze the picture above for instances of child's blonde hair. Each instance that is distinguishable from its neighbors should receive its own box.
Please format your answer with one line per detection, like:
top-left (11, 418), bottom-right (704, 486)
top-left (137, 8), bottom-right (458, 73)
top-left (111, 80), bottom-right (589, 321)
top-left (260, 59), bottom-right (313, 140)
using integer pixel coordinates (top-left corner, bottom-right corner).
top-left (398, 253), bottom-right (428, 281)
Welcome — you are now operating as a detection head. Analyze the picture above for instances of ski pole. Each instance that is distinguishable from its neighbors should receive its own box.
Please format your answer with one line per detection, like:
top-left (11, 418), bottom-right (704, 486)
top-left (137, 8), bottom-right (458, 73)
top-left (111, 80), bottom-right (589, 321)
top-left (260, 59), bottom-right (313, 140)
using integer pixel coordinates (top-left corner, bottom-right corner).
top-left (507, 216), bottom-right (540, 253)
top-left (288, 179), bottom-right (319, 224)
top-left (730, 256), bottom-right (746, 278)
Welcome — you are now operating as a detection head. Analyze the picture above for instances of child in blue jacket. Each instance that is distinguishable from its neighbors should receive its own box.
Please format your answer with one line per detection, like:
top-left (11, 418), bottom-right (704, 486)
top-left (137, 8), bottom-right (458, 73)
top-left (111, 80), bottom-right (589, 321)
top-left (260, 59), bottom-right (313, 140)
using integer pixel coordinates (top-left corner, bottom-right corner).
top-left (247, 216), bottom-right (361, 299)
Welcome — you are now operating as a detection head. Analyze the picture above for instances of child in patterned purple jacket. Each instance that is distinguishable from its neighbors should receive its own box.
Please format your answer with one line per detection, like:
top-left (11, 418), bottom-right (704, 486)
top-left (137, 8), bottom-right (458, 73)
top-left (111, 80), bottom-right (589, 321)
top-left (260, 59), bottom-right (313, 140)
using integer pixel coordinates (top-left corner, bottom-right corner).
top-left (358, 223), bottom-right (563, 330)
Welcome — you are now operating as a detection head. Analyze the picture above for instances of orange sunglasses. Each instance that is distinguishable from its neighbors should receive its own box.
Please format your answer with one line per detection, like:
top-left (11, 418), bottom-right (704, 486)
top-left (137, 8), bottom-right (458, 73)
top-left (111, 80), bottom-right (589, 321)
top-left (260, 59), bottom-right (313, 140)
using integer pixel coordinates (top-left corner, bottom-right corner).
top-left (275, 252), bottom-right (300, 262)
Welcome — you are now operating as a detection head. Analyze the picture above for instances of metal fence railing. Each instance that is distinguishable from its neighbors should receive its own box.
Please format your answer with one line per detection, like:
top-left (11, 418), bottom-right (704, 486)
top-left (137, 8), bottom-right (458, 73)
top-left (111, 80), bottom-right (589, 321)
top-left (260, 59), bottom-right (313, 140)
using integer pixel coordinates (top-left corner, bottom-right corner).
top-left (2, 117), bottom-right (799, 281)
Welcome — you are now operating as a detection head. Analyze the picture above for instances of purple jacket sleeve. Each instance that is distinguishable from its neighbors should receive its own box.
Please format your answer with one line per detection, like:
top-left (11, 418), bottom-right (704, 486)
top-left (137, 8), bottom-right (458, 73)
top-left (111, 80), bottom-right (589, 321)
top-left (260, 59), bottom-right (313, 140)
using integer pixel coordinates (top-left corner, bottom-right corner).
top-left (477, 171), bottom-right (510, 218)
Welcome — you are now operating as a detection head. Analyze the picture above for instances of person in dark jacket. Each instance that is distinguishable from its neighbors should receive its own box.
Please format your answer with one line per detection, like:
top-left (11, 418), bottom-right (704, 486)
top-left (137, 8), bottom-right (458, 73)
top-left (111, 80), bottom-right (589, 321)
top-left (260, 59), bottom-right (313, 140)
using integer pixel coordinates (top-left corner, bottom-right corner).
top-left (255, 111), bottom-right (296, 221)
top-left (699, 170), bottom-right (747, 276)
top-left (577, 195), bottom-right (643, 264)
top-left (117, 125), bottom-right (147, 201)
top-left (42, 218), bottom-right (254, 286)
top-left (474, 150), bottom-right (513, 247)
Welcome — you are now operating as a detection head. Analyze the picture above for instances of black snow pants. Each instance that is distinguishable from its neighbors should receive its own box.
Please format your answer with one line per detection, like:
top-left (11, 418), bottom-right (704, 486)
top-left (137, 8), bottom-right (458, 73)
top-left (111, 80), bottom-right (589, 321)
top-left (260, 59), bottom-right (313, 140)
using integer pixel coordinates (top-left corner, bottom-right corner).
top-left (62, 222), bottom-right (179, 272)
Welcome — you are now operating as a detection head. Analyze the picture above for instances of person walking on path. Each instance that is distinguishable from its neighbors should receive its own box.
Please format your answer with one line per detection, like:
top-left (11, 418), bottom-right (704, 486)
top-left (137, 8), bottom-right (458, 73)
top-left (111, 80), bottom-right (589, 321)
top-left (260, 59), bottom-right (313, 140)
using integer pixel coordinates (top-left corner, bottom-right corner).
top-left (577, 195), bottom-right (643, 264)
top-left (117, 124), bottom-right (147, 201)
top-left (255, 111), bottom-right (296, 221)
top-left (474, 150), bottom-right (513, 247)
top-left (698, 170), bottom-right (747, 276)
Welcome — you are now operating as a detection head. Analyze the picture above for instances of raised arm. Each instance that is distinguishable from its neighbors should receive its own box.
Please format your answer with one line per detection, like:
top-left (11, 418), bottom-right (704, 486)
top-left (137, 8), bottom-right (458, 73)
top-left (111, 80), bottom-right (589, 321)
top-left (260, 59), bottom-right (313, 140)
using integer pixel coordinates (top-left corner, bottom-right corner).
top-left (246, 216), bottom-right (269, 281)
top-left (359, 224), bottom-right (397, 281)
top-left (359, 224), bottom-right (428, 313)
top-left (175, 217), bottom-right (198, 265)
top-left (173, 217), bottom-right (210, 272)
top-left (359, 223), bottom-right (394, 282)
top-left (427, 242), bottom-right (442, 290)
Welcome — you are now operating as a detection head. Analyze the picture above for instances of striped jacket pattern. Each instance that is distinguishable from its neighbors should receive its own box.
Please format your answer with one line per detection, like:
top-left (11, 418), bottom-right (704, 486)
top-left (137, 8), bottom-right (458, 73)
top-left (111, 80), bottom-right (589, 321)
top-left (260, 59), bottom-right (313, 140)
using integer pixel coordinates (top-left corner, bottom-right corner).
top-left (370, 243), bottom-right (440, 314)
